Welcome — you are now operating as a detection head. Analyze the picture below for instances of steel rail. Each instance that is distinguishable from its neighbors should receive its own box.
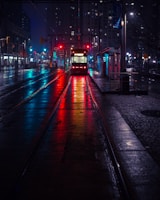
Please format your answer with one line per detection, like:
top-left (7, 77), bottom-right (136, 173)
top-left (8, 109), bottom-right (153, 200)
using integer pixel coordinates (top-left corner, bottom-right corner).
top-left (14, 76), bottom-right (72, 194)
top-left (0, 71), bottom-right (66, 123)
top-left (86, 76), bottom-right (131, 200)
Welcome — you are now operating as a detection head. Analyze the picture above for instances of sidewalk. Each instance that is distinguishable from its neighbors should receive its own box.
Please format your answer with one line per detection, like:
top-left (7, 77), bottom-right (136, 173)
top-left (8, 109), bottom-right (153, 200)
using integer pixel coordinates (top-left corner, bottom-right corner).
top-left (88, 68), bottom-right (160, 199)
top-left (88, 68), bottom-right (148, 95)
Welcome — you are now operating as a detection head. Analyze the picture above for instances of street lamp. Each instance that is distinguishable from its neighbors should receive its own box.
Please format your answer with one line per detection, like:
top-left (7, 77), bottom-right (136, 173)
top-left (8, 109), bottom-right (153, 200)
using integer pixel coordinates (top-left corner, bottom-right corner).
top-left (120, 3), bottom-right (130, 94)
top-left (120, 9), bottom-right (136, 93)
top-left (121, 11), bottom-right (126, 72)
top-left (121, 10), bottom-right (136, 71)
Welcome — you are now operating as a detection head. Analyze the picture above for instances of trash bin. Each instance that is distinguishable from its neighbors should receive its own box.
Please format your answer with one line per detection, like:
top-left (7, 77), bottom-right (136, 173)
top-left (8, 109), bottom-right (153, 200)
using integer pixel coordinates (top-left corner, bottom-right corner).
top-left (100, 62), bottom-right (106, 77)
top-left (120, 72), bottom-right (129, 94)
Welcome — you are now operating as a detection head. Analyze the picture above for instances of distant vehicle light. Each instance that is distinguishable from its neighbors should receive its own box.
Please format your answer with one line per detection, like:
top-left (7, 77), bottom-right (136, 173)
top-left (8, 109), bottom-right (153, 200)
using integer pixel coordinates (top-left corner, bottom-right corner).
top-left (74, 53), bottom-right (84, 56)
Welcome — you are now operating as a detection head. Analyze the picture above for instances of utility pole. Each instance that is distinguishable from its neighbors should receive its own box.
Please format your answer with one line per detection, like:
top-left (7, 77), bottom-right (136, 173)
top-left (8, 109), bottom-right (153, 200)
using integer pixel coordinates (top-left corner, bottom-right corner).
top-left (77, 0), bottom-right (81, 48)
top-left (121, 0), bottom-right (126, 72)
top-left (120, 1), bottom-right (130, 94)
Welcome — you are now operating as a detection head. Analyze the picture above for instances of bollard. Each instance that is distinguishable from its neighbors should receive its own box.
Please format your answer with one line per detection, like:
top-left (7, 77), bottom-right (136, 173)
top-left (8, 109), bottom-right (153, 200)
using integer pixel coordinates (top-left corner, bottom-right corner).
top-left (120, 72), bottom-right (129, 94)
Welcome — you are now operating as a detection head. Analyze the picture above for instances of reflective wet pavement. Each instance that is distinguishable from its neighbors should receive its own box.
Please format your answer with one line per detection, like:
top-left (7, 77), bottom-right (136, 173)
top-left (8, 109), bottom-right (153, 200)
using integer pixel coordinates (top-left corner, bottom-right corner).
top-left (88, 69), bottom-right (160, 199)
top-left (88, 70), bottom-right (160, 200)
top-left (15, 76), bottom-right (116, 200)
top-left (0, 66), bottom-right (50, 93)
top-left (0, 67), bottom-right (160, 199)
top-left (100, 106), bottom-right (160, 199)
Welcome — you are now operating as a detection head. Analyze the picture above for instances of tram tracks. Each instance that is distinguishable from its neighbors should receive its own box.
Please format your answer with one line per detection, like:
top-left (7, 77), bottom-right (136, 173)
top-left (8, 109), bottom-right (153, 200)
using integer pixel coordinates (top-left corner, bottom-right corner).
top-left (1, 74), bottom-right (71, 199)
top-left (14, 75), bottom-right (131, 199)
top-left (0, 70), bottom-right (67, 123)
top-left (1, 73), bottom-right (132, 199)
top-left (15, 76), bottom-right (72, 188)
top-left (86, 76), bottom-right (131, 199)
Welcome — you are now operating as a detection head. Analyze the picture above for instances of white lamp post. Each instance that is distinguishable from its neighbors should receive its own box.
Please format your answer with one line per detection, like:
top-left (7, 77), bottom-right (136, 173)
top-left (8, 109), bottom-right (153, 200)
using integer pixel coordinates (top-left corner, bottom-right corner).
top-left (121, 11), bottom-right (127, 72)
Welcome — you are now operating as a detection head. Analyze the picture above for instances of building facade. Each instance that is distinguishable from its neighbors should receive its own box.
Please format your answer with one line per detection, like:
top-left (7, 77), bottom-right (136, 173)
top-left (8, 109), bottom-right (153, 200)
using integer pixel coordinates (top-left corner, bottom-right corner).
top-left (0, 1), bottom-right (31, 56)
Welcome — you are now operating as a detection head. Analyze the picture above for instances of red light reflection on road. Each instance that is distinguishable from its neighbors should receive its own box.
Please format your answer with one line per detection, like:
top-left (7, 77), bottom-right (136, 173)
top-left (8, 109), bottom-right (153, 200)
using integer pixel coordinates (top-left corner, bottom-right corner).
top-left (71, 76), bottom-right (86, 109)
top-left (48, 70), bottom-right (66, 107)
top-left (49, 75), bottom-right (94, 162)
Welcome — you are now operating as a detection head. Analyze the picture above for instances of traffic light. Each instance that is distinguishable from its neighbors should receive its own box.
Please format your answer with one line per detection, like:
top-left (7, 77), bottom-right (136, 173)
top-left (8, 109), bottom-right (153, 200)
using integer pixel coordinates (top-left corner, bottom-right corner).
top-left (86, 44), bottom-right (90, 49)
top-left (58, 44), bottom-right (64, 49)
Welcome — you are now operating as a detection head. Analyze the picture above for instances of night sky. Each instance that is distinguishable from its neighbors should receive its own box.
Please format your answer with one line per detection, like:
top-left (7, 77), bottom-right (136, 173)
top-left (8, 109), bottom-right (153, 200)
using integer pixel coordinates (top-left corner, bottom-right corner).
top-left (23, 2), bottom-right (48, 52)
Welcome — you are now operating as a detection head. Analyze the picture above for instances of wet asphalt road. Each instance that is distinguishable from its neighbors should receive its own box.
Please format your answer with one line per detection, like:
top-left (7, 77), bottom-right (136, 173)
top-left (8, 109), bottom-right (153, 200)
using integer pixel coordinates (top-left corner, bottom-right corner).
top-left (0, 69), bottom-right (118, 199)
top-left (0, 69), bottom-right (70, 199)
top-left (14, 76), bottom-right (116, 200)
top-left (0, 67), bottom-right (160, 199)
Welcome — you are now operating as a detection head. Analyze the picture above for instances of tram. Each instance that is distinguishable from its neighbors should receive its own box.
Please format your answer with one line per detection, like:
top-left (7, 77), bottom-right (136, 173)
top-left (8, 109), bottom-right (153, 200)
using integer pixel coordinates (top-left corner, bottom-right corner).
top-left (70, 48), bottom-right (88, 75)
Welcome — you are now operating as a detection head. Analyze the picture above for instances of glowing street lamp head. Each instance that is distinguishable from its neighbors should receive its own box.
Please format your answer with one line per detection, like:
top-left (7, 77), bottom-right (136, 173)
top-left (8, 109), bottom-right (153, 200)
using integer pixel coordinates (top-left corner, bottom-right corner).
top-left (129, 12), bottom-right (134, 16)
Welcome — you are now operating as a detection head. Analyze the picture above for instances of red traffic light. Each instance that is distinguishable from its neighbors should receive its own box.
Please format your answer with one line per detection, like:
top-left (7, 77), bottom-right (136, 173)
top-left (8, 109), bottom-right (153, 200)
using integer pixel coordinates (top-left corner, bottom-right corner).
top-left (86, 44), bottom-right (90, 49)
top-left (58, 44), bottom-right (64, 49)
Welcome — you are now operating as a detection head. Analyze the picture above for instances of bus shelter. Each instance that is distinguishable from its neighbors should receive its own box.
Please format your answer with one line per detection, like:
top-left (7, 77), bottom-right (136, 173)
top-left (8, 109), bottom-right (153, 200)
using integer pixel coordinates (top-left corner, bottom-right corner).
top-left (96, 47), bottom-right (121, 80)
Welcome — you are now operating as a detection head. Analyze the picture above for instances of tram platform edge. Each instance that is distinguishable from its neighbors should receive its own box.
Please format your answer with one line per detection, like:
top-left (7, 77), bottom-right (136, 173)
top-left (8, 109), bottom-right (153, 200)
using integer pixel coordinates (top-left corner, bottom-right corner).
top-left (88, 70), bottom-right (160, 199)
top-left (88, 69), bottom-right (148, 95)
